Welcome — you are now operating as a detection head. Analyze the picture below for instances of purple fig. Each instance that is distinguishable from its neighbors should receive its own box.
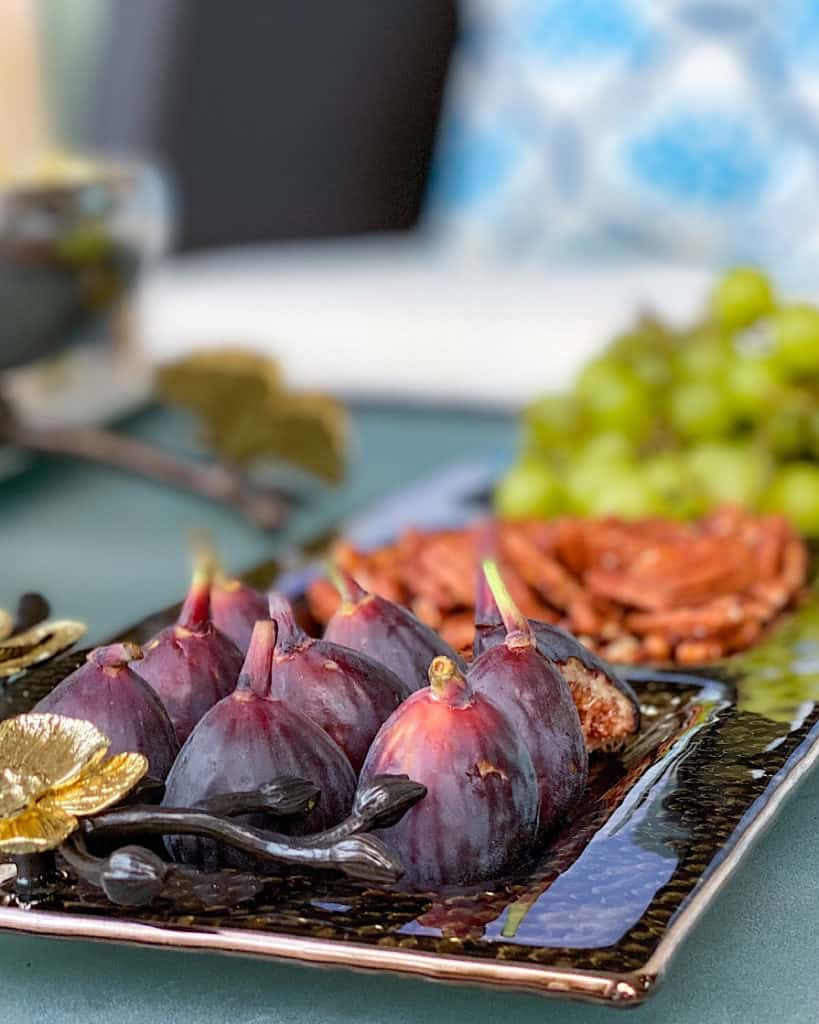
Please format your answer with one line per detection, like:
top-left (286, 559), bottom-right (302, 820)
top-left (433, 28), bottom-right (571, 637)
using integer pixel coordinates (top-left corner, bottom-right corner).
top-left (469, 563), bottom-right (588, 835)
top-left (163, 619), bottom-right (357, 868)
top-left (360, 655), bottom-right (539, 889)
top-left (35, 643), bottom-right (179, 779)
top-left (268, 593), bottom-right (410, 772)
top-left (210, 573), bottom-right (269, 655)
top-left (138, 568), bottom-right (244, 744)
top-left (323, 567), bottom-right (466, 692)
top-left (473, 563), bottom-right (640, 752)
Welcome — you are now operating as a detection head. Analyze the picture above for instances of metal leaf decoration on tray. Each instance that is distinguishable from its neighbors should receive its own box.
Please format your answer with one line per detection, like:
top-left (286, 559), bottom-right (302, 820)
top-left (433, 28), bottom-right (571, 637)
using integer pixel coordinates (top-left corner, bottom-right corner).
top-left (0, 594), bottom-right (85, 680)
top-left (155, 349), bottom-right (348, 484)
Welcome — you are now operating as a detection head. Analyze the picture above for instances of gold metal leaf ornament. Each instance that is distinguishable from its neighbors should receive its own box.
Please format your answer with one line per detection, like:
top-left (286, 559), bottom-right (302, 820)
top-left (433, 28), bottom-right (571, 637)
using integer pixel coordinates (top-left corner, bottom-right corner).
top-left (0, 618), bottom-right (86, 679)
top-left (0, 714), bottom-right (147, 855)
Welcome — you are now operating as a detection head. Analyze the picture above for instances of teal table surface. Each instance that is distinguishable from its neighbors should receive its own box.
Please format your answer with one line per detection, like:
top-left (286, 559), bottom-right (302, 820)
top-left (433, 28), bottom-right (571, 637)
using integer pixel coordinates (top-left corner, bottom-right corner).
top-left (1, 405), bottom-right (817, 1024)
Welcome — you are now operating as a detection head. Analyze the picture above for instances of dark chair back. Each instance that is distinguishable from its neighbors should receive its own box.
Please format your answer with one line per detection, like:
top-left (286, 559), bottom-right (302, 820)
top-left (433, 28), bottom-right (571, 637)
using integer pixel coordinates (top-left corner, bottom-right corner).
top-left (92, 0), bottom-right (457, 249)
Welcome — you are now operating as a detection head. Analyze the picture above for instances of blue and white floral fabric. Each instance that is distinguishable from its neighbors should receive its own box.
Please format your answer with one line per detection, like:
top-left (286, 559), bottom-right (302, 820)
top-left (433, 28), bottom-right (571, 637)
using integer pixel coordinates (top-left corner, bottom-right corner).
top-left (426, 1), bottom-right (819, 278)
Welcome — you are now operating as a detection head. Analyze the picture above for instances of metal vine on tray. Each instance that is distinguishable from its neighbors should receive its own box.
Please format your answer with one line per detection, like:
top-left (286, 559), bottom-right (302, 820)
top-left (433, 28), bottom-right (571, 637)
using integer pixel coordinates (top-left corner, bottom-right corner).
top-left (0, 713), bottom-right (426, 906)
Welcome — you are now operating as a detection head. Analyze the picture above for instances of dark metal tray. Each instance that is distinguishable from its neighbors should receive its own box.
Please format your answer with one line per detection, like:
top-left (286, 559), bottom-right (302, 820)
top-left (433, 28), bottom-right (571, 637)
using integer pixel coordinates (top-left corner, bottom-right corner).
top-left (1, 466), bottom-right (818, 1007)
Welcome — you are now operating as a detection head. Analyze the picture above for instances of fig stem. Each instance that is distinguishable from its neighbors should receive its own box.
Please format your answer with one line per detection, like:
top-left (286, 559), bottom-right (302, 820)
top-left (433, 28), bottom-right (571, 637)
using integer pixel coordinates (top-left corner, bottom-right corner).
top-left (474, 565), bottom-right (501, 630)
top-left (428, 655), bottom-right (471, 705)
top-left (481, 561), bottom-right (532, 640)
top-left (178, 569), bottom-right (212, 631)
top-left (474, 523), bottom-right (502, 627)
top-left (83, 805), bottom-right (404, 883)
top-left (238, 619), bottom-right (277, 696)
top-left (89, 642), bottom-right (143, 671)
top-left (327, 564), bottom-right (365, 609)
top-left (268, 593), bottom-right (305, 649)
top-left (327, 562), bottom-right (351, 606)
top-left (188, 528), bottom-right (224, 582)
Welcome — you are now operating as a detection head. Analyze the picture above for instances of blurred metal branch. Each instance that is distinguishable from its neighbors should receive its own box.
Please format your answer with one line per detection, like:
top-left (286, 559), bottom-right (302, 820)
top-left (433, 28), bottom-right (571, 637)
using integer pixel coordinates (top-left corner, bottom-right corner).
top-left (0, 392), bottom-right (289, 529)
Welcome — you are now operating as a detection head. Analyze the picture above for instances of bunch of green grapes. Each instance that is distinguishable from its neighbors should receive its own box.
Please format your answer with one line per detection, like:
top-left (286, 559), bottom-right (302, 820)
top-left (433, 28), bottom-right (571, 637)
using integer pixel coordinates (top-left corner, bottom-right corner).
top-left (495, 267), bottom-right (819, 534)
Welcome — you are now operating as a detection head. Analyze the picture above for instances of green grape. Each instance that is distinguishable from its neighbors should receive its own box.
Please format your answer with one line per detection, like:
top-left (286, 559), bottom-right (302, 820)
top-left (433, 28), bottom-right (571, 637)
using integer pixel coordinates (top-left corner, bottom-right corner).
top-left (767, 401), bottom-right (812, 459)
top-left (574, 465), bottom-right (662, 519)
top-left (631, 350), bottom-right (673, 392)
top-left (672, 329), bottom-right (732, 384)
top-left (668, 382), bottom-right (735, 440)
top-left (772, 304), bottom-right (819, 376)
top-left (642, 453), bottom-right (705, 519)
top-left (565, 436), bottom-right (665, 519)
top-left (575, 358), bottom-right (655, 441)
top-left (494, 462), bottom-right (567, 520)
top-left (686, 442), bottom-right (772, 508)
top-left (565, 436), bottom-right (635, 514)
top-left (711, 266), bottom-right (775, 330)
top-left (724, 352), bottom-right (782, 421)
top-left (764, 463), bottom-right (819, 534)
top-left (579, 432), bottom-right (635, 465)
top-left (610, 321), bottom-right (675, 389)
top-left (524, 394), bottom-right (581, 453)
top-left (808, 409), bottom-right (819, 459)
top-left (609, 318), bottom-right (671, 359)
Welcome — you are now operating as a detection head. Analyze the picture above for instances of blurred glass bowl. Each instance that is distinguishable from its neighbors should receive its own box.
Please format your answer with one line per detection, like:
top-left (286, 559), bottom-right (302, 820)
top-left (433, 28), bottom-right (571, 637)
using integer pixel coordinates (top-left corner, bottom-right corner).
top-left (0, 154), bottom-right (170, 372)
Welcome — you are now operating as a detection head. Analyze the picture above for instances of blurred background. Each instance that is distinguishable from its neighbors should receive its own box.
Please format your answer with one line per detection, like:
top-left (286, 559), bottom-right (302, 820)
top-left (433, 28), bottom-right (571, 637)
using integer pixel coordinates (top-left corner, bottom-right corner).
top-left (4, 0), bottom-right (819, 533)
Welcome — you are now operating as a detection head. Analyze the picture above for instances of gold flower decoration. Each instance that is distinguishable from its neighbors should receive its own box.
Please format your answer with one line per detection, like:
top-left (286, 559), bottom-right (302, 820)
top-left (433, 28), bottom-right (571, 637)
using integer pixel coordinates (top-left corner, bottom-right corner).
top-left (0, 713), bottom-right (147, 855)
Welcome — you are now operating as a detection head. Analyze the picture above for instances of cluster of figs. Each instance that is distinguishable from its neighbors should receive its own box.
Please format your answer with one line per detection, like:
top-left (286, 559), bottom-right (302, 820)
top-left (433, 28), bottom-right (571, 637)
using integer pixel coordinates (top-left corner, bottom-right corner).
top-left (37, 554), bottom-right (639, 889)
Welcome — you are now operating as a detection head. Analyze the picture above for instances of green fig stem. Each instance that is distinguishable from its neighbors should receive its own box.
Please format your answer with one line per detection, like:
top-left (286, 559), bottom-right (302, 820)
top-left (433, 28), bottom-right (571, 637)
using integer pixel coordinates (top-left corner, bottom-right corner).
top-left (428, 655), bottom-right (471, 706)
top-left (475, 566), bottom-right (501, 630)
top-left (481, 561), bottom-right (533, 644)
top-left (474, 522), bottom-right (503, 628)
top-left (89, 642), bottom-right (143, 672)
top-left (268, 593), bottom-right (306, 650)
top-left (177, 567), bottom-right (212, 631)
top-left (327, 563), bottom-right (366, 611)
top-left (189, 528), bottom-right (224, 582)
top-left (239, 619), bottom-right (277, 697)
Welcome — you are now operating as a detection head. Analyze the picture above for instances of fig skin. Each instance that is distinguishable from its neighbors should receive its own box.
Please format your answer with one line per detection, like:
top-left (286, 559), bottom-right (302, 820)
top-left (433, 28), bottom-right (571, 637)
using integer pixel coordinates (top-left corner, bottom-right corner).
top-left (473, 563), bottom-right (640, 752)
top-left (163, 619), bottom-right (357, 869)
top-left (210, 575), bottom-right (269, 654)
top-left (323, 567), bottom-right (466, 692)
top-left (138, 569), bottom-right (244, 744)
top-left (35, 643), bottom-right (180, 779)
top-left (268, 594), bottom-right (410, 773)
top-left (360, 655), bottom-right (540, 889)
top-left (469, 563), bottom-right (588, 835)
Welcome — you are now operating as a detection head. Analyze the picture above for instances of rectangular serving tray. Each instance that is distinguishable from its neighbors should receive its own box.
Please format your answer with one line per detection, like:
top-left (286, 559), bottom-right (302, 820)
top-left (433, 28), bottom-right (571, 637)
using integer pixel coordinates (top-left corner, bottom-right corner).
top-left (2, 463), bottom-right (818, 1006)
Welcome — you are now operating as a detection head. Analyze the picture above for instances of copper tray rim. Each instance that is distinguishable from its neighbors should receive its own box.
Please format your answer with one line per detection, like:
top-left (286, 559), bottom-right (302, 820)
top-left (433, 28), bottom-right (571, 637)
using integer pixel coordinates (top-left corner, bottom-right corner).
top-left (1, 721), bottom-right (817, 1008)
